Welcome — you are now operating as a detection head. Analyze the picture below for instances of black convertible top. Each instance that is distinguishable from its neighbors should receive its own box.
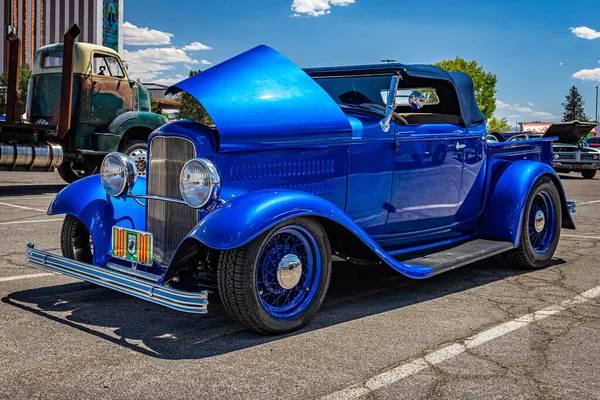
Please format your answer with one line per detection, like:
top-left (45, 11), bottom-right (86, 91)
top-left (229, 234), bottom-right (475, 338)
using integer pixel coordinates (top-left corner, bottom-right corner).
top-left (305, 64), bottom-right (485, 128)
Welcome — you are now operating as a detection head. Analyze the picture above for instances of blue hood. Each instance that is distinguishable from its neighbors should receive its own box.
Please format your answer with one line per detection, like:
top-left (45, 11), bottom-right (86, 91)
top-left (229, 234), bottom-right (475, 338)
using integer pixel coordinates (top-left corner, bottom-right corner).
top-left (170, 45), bottom-right (352, 149)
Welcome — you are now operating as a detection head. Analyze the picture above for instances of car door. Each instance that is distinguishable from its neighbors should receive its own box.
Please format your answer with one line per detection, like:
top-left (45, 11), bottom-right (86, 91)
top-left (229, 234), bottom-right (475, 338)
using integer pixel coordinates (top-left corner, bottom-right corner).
top-left (384, 124), bottom-right (465, 234)
top-left (454, 130), bottom-right (486, 227)
top-left (89, 52), bottom-right (133, 128)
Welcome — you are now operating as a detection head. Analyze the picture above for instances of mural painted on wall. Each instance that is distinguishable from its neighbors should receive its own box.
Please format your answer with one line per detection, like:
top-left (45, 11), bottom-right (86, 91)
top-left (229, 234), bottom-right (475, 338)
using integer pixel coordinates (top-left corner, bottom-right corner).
top-left (103, 0), bottom-right (119, 52)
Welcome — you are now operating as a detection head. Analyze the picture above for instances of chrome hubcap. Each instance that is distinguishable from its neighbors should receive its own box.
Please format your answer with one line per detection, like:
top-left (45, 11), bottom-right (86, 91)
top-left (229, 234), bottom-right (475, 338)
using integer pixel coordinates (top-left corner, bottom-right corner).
top-left (129, 149), bottom-right (147, 177)
top-left (277, 254), bottom-right (303, 289)
top-left (534, 210), bottom-right (545, 233)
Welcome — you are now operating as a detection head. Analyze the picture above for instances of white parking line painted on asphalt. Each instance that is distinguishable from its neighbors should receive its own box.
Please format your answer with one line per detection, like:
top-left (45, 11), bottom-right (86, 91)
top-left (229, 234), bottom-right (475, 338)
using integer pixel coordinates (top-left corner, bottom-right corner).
top-left (562, 234), bottom-right (600, 240)
top-left (0, 195), bottom-right (56, 201)
top-left (321, 285), bottom-right (600, 400)
top-left (577, 200), bottom-right (600, 206)
top-left (0, 218), bottom-right (62, 225)
top-left (0, 273), bottom-right (55, 282)
top-left (0, 202), bottom-right (46, 212)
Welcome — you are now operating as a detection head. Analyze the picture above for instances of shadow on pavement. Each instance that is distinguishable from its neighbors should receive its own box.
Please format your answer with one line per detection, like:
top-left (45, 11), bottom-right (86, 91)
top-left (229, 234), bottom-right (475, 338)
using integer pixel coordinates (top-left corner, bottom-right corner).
top-left (0, 184), bottom-right (66, 197)
top-left (2, 256), bottom-right (565, 360)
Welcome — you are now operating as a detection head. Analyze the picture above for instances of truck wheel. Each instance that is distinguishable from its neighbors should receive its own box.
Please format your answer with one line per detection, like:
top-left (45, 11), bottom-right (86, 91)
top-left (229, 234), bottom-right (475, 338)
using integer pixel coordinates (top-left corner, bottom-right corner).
top-left (61, 215), bottom-right (93, 263)
top-left (217, 218), bottom-right (332, 335)
top-left (581, 170), bottom-right (596, 179)
top-left (121, 140), bottom-right (148, 177)
top-left (57, 161), bottom-right (99, 183)
top-left (502, 176), bottom-right (561, 269)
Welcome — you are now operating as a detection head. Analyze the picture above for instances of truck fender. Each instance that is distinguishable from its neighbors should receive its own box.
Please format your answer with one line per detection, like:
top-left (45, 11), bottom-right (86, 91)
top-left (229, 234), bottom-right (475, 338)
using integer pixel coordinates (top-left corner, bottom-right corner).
top-left (109, 111), bottom-right (167, 136)
top-left (48, 175), bottom-right (146, 265)
top-left (478, 160), bottom-right (574, 246)
top-left (173, 189), bottom-right (433, 279)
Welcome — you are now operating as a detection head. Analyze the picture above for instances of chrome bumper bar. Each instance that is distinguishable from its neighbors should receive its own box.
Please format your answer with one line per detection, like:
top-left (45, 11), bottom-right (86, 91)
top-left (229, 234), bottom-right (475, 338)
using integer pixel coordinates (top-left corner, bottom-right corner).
top-left (25, 243), bottom-right (208, 314)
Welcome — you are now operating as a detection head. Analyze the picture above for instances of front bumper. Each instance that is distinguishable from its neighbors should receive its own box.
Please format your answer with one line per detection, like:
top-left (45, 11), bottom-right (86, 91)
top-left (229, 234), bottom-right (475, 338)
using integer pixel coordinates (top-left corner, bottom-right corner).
top-left (25, 243), bottom-right (208, 314)
top-left (553, 161), bottom-right (600, 171)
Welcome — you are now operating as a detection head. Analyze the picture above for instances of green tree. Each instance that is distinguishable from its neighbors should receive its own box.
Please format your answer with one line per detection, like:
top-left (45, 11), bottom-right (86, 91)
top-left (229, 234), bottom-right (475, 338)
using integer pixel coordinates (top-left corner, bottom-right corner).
top-left (0, 64), bottom-right (31, 117)
top-left (561, 85), bottom-right (588, 122)
top-left (487, 115), bottom-right (511, 133)
top-left (175, 70), bottom-right (213, 125)
top-left (433, 57), bottom-right (497, 120)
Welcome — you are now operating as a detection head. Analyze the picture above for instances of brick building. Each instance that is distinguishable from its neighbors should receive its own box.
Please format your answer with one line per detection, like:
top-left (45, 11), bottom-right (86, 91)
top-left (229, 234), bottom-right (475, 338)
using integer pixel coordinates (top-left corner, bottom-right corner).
top-left (1, 0), bottom-right (124, 74)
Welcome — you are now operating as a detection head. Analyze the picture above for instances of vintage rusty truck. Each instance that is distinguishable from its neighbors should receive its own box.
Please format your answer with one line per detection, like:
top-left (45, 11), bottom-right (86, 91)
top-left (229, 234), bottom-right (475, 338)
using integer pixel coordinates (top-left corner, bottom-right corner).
top-left (0, 25), bottom-right (166, 182)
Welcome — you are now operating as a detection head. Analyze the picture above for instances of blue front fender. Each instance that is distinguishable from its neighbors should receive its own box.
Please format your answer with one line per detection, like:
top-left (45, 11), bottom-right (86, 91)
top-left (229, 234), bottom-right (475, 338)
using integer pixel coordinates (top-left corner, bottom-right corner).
top-left (48, 175), bottom-right (147, 265)
top-left (182, 189), bottom-right (433, 279)
top-left (479, 160), bottom-right (574, 246)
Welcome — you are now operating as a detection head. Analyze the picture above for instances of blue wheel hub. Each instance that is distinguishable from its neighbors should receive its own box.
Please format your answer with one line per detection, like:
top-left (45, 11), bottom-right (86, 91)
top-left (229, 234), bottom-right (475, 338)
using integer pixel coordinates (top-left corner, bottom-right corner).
top-left (256, 225), bottom-right (322, 318)
top-left (528, 190), bottom-right (555, 254)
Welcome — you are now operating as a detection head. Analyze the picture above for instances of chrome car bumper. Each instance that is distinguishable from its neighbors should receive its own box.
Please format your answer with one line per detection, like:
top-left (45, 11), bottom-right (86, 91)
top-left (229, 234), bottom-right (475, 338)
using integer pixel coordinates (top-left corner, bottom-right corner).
top-left (25, 243), bottom-right (208, 314)
top-left (553, 161), bottom-right (600, 170)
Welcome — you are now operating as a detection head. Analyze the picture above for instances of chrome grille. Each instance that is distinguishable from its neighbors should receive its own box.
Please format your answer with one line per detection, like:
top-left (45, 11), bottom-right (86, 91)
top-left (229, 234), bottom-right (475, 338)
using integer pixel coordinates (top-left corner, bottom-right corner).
top-left (147, 136), bottom-right (198, 265)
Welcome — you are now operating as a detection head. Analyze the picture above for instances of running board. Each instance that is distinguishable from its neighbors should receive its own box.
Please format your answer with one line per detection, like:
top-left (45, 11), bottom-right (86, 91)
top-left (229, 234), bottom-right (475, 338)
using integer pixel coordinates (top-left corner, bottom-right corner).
top-left (394, 239), bottom-right (515, 276)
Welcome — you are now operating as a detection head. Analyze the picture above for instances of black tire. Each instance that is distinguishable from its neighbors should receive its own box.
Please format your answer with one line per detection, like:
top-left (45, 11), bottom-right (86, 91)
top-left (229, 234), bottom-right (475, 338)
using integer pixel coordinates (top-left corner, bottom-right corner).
top-left (502, 176), bottom-right (561, 269)
top-left (120, 139), bottom-right (148, 177)
top-left (57, 160), bottom-right (98, 184)
top-left (581, 170), bottom-right (596, 179)
top-left (217, 217), bottom-right (332, 335)
top-left (61, 215), bottom-right (93, 263)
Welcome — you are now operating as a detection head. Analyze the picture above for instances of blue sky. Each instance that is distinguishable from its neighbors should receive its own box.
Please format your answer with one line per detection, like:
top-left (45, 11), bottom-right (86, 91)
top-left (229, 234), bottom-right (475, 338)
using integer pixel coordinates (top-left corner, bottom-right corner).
top-left (123, 0), bottom-right (600, 127)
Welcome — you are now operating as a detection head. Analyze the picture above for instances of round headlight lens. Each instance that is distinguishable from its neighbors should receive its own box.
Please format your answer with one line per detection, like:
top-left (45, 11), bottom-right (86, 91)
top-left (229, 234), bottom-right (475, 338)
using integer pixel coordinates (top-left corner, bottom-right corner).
top-left (100, 152), bottom-right (137, 197)
top-left (180, 158), bottom-right (221, 208)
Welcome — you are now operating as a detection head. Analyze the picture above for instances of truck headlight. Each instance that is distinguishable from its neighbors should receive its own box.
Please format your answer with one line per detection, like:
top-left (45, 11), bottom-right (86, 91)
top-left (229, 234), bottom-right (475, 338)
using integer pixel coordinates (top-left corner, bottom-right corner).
top-left (553, 154), bottom-right (560, 159)
top-left (100, 152), bottom-right (137, 197)
top-left (180, 158), bottom-right (221, 208)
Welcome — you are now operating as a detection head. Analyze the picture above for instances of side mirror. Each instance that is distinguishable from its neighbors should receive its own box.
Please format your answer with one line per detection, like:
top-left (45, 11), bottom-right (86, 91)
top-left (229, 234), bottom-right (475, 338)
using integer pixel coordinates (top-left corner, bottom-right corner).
top-left (408, 91), bottom-right (426, 110)
top-left (379, 72), bottom-right (402, 133)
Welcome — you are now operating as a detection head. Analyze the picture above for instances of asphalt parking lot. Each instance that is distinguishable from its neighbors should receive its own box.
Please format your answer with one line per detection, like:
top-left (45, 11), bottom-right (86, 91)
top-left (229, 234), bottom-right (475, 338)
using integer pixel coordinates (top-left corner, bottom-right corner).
top-left (0, 171), bottom-right (599, 399)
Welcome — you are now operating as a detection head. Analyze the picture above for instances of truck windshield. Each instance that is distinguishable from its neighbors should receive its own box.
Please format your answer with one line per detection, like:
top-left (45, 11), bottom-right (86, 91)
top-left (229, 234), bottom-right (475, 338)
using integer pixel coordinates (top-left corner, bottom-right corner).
top-left (311, 75), bottom-right (389, 113)
top-left (41, 51), bottom-right (63, 68)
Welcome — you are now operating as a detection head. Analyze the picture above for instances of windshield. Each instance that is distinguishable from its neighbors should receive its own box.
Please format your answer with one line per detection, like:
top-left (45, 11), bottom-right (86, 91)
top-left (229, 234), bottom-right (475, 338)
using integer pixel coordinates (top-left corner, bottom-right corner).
top-left (311, 75), bottom-right (390, 112)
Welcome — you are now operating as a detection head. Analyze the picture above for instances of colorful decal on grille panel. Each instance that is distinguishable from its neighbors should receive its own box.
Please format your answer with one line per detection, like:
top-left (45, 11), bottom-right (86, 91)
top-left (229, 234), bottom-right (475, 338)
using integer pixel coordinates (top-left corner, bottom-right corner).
top-left (111, 227), bottom-right (153, 266)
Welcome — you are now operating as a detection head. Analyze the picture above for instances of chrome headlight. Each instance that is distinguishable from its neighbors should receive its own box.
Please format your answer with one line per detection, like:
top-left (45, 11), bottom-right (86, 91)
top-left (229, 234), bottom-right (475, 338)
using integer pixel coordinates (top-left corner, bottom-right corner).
top-left (179, 158), bottom-right (221, 208)
top-left (100, 152), bottom-right (137, 197)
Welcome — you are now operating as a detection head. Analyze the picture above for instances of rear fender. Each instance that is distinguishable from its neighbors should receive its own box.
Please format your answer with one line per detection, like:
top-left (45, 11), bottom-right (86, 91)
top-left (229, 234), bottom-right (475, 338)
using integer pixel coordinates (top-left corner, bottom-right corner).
top-left (479, 160), bottom-right (574, 246)
top-left (48, 175), bottom-right (147, 265)
top-left (173, 189), bottom-right (433, 279)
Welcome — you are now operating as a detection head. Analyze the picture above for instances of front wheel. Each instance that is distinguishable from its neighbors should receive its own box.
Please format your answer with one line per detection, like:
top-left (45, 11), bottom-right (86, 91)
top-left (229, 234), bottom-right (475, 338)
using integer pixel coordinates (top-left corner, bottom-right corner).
top-left (502, 176), bottom-right (561, 269)
top-left (61, 215), bottom-right (93, 263)
top-left (217, 218), bottom-right (332, 335)
top-left (121, 140), bottom-right (148, 177)
top-left (581, 170), bottom-right (596, 179)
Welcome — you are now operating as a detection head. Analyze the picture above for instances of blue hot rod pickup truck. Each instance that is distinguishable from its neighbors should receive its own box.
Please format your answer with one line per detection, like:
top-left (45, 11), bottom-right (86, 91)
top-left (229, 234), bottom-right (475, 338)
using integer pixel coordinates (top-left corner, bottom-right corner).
top-left (26, 46), bottom-right (575, 334)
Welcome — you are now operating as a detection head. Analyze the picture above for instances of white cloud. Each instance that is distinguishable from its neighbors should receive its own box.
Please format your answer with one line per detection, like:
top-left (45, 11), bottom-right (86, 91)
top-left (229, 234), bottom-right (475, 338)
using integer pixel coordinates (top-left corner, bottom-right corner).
top-left (291, 0), bottom-right (355, 17)
top-left (182, 42), bottom-right (213, 51)
top-left (496, 102), bottom-right (558, 123)
top-left (570, 26), bottom-right (600, 40)
top-left (573, 68), bottom-right (600, 82)
top-left (150, 74), bottom-right (187, 87)
top-left (123, 48), bottom-right (199, 81)
top-left (123, 21), bottom-right (174, 45)
top-left (199, 60), bottom-right (212, 65)
top-left (559, 62), bottom-right (563, 66)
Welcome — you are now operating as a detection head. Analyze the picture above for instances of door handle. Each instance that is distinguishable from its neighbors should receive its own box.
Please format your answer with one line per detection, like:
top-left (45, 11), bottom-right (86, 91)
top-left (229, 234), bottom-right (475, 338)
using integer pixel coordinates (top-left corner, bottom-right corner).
top-left (455, 142), bottom-right (466, 151)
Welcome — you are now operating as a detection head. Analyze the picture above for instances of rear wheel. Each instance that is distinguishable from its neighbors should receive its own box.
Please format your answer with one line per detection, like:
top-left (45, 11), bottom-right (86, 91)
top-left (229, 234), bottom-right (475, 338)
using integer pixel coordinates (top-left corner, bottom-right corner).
top-left (581, 170), bottom-right (596, 179)
top-left (57, 160), bottom-right (98, 183)
top-left (61, 215), bottom-right (93, 263)
top-left (502, 176), bottom-right (561, 269)
top-left (217, 218), bottom-right (331, 335)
